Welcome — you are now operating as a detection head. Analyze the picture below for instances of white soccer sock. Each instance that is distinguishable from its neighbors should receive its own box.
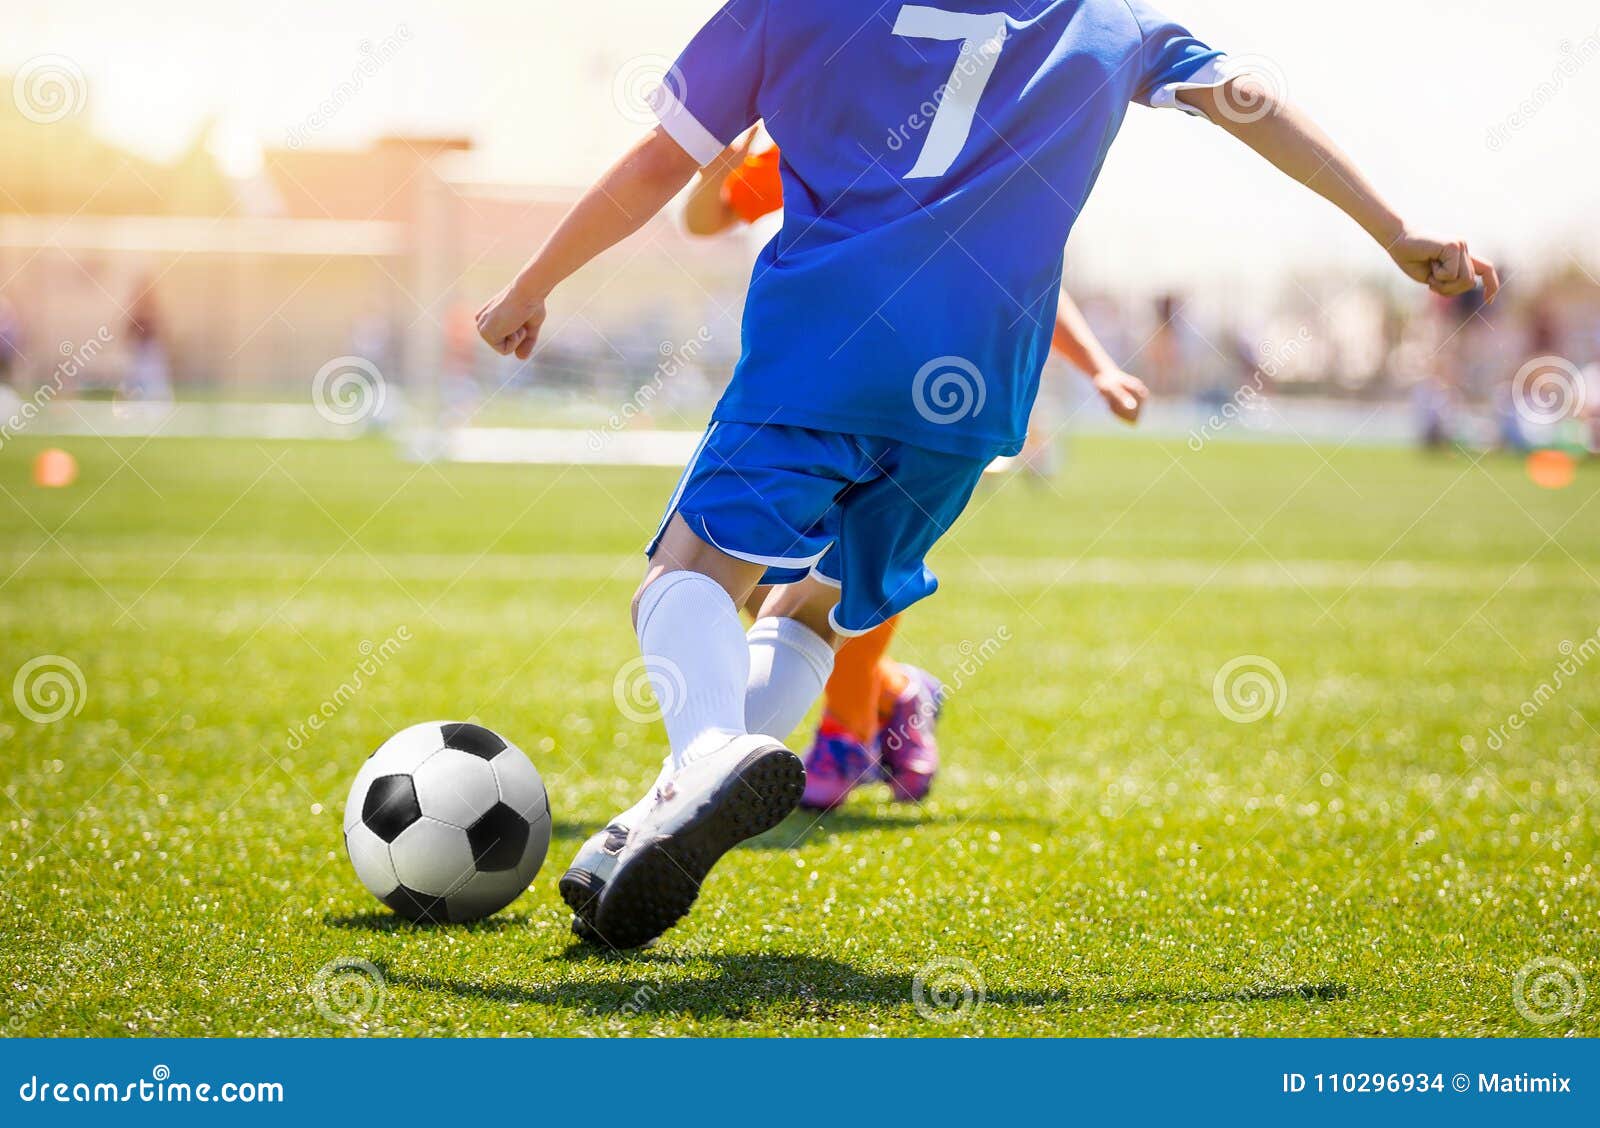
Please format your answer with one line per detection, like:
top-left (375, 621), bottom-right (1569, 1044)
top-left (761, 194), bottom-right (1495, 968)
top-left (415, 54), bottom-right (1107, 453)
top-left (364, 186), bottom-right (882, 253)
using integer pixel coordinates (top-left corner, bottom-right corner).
top-left (745, 616), bottom-right (835, 742)
top-left (634, 570), bottom-right (750, 771)
top-left (613, 756), bottom-right (672, 829)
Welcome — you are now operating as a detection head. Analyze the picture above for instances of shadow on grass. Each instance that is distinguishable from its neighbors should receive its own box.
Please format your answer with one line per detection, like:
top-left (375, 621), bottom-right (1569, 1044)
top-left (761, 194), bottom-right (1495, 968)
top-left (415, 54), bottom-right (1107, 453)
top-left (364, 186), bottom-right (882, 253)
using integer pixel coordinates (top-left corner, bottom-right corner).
top-left (746, 807), bottom-right (1057, 849)
top-left (382, 951), bottom-right (1349, 1020)
top-left (384, 951), bottom-right (1059, 1019)
top-left (322, 910), bottom-right (534, 934)
top-left (1108, 983), bottom-right (1350, 1005)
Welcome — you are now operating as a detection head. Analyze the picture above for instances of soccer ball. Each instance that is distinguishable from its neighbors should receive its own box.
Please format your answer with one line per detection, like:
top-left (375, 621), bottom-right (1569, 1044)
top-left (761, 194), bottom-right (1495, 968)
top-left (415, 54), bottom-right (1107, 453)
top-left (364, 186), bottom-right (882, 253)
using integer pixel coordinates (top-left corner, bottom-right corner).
top-left (343, 721), bottom-right (551, 923)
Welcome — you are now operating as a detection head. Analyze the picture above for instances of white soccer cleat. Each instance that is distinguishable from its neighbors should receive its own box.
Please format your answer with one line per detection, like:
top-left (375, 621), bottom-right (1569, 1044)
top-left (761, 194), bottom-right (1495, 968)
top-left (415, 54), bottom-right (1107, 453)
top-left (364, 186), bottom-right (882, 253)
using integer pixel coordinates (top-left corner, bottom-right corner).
top-left (585, 734), bottom-right (804, 950)
top-left (559, 758), bottom-right (672, 942)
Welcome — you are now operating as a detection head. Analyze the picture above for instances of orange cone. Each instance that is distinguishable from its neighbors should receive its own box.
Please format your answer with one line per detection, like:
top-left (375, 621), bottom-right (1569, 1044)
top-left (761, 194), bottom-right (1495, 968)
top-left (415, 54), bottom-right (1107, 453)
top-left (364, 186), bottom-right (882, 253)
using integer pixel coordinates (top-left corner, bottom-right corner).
top-left (1526, 449), bottom-right (1576, 490)
top-left (32, 448), bottom-right (78, 488)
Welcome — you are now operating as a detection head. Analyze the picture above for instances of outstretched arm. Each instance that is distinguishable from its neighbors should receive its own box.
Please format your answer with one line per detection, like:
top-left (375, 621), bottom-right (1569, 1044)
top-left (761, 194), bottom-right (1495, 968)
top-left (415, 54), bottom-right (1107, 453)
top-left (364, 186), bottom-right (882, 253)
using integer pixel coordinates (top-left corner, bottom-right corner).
top-left (1177, 79), bottom-right (1498, 302)
top-left (478, 128), bottom-right (701, 358)
top-left (1052, 291), bottom-right (1148, 424)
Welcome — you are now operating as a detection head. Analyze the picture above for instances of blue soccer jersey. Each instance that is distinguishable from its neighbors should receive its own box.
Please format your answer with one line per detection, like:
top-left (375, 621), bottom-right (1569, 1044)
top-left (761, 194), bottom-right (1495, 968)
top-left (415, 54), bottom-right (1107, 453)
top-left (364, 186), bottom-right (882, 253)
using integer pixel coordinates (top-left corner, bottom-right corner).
top-left (652, 0), bottom-right (1229, 458)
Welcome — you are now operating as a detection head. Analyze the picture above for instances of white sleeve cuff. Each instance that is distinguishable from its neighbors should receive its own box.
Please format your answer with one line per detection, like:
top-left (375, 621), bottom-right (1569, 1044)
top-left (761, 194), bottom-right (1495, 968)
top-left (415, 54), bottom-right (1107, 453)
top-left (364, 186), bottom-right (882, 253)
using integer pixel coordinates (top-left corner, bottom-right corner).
top-left (648, 84), bottom-right (727, 166)
top-left (1147, 55), bottom-right (1238, 118)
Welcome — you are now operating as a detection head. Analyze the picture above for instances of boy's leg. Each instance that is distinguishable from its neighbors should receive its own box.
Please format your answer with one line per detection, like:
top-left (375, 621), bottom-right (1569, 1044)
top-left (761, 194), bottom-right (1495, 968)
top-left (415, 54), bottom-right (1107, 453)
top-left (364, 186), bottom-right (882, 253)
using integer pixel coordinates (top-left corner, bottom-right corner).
top-left (744, 573), bottom-right (842, 739)
top-left (575, 524), bottom-right (845, 950)
top-left (635, 531), bottom-right (838, 760)
top-left (568, 422), bottom-right (869, 947)
top-left (631, 514), bottom-right (766, 769)
top-left (741, 584), bottom-right (773, 619)
top-left (746, 634), bottom-right (835, 745)
top-left (562, 514), bottom-right (770, 940)
top-left (742, 581), bottom-right (839, 748)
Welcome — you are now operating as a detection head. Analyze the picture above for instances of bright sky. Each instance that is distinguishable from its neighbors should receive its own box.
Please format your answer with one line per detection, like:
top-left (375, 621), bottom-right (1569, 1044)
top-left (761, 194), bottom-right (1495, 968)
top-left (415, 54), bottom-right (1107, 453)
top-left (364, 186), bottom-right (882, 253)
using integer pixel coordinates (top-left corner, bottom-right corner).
top-left (8, 1), bottom-right (1599, 293)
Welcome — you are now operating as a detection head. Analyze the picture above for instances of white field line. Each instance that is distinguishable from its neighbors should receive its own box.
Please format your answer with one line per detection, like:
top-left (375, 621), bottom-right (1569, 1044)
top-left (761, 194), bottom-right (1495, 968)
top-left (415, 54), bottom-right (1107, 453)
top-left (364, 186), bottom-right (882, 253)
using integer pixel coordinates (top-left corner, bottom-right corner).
top-left (0, 547), bottom-right (1587, 593)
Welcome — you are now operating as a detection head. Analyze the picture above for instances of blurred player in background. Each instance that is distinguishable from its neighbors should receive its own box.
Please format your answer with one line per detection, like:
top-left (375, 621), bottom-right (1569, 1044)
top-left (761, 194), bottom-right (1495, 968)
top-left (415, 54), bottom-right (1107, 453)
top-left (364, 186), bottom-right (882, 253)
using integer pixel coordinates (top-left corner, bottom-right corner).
top-left (479, 0), bottom-right (1497, 950)
top-left (0, 296), bottom-right (24, 427)
top-left (0, 296), bottom-right (24, 390)
top-left (681, 126), bottom-right (1149, 812)
top-left (124, 279), bottom-right (172, 403)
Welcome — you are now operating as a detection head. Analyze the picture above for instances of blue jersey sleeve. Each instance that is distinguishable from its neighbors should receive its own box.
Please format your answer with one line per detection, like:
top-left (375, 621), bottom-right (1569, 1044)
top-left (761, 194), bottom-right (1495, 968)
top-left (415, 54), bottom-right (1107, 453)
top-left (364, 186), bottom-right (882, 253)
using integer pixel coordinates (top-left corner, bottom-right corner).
top-left (651, 0), bottom-right (767, 165)
top-left (1123, 0), bottom-right (1229, 116)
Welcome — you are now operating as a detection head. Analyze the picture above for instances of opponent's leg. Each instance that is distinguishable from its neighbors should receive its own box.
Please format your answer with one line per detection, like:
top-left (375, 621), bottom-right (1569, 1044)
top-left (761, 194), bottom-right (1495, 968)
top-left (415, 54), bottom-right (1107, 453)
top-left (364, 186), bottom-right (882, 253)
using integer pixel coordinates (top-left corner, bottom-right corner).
top-left (829, 619), bottom-right (897, 743)
top-left (878, 658), bottom-right (945, 803)
top-left (798, 616), bottom-right (897, 811)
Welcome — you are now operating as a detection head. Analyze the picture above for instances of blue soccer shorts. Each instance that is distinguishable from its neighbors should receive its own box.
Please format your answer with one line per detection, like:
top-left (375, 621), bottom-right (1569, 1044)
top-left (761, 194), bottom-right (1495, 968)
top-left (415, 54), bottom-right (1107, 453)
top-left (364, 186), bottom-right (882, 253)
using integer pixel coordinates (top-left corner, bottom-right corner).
top-left (645, 422), bottom-right (991, 636)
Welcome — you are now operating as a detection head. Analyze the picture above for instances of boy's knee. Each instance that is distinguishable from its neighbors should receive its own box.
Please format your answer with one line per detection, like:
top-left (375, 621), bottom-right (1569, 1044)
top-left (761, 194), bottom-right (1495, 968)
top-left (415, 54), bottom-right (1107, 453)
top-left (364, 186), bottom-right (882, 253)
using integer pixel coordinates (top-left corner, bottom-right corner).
top-left (630, 580), bottom-right (650, 630)
top-left (757, 579), bottom-right (844, 649)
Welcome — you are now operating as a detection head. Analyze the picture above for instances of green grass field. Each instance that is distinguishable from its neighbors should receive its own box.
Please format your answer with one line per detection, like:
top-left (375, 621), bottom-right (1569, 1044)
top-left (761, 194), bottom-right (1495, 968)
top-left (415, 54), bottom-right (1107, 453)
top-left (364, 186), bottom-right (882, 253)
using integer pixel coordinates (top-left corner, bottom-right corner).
top-left (3, 433), bottom-right (1597, 1037)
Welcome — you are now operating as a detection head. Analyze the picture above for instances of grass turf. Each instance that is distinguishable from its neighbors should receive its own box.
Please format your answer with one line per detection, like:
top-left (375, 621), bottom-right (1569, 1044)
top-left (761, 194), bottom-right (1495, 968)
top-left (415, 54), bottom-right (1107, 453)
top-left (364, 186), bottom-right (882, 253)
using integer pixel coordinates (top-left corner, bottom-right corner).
top-left (2, 433), bottom-right (1597, 1037)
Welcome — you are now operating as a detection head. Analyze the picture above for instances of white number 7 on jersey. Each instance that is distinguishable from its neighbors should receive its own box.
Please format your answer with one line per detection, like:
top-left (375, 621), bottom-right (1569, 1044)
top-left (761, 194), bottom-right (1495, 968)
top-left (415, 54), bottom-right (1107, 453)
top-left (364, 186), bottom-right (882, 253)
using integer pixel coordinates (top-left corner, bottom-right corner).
top-left (892, 5), bottom-right (1011, 180)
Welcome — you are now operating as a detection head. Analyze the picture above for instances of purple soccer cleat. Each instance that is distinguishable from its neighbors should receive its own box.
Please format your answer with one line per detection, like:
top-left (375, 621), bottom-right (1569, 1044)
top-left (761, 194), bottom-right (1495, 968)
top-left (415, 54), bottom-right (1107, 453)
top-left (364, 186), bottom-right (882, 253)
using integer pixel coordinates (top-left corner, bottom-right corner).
top-left (800, 715), bottom-right (880, 812)
top-left (878, 665), bottom-right (943, 803)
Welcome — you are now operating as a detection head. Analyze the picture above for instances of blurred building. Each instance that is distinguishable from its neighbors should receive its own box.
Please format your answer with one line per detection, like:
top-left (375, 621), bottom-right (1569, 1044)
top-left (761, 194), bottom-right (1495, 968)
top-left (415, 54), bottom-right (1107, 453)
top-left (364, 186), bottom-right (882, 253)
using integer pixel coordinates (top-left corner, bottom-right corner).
top-left (0, 91), bottom-right (752, 404)
top-left (5, 80), bottom-right (1598, 436)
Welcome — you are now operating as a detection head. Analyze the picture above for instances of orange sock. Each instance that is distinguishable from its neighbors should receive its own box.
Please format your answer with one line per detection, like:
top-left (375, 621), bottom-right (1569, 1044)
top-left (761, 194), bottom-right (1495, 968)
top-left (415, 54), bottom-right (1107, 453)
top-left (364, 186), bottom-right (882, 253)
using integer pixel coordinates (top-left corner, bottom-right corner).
top-left (821, 616), bottom-right (900, 743)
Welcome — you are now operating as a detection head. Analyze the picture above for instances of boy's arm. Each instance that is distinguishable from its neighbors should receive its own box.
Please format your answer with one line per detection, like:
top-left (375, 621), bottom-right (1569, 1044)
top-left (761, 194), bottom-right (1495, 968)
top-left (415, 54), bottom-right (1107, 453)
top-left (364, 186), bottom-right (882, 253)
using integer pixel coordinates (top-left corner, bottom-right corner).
top-left (1052, 291), bottom-right (1148, 424)
top-left (1176, 80), bottom-right (1499, 302)
top-left (478, 128), bottom-right (701, 358)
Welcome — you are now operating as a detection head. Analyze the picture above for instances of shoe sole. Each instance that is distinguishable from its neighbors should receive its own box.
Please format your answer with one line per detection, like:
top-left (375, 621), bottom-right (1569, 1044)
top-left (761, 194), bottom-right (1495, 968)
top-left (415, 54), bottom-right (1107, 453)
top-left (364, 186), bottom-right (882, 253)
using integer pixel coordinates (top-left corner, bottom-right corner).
top-left (558, 868), bottom-right (605, 942)
top-left (590, 744), bottom-right (803, 950)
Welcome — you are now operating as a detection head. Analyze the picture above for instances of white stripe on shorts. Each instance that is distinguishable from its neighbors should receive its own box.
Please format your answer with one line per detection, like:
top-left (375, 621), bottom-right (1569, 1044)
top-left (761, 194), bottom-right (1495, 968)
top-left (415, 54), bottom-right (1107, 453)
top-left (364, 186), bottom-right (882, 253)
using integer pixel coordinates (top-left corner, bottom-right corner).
top-left (651, 422), bottom-right (720, 546)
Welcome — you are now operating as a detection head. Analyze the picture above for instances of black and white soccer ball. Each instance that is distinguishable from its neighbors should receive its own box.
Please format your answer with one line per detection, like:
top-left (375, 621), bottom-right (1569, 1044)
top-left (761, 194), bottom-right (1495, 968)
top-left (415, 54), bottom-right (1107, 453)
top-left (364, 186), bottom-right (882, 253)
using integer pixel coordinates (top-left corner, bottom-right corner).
top-left (343, 721), bottom-right (551, 923)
